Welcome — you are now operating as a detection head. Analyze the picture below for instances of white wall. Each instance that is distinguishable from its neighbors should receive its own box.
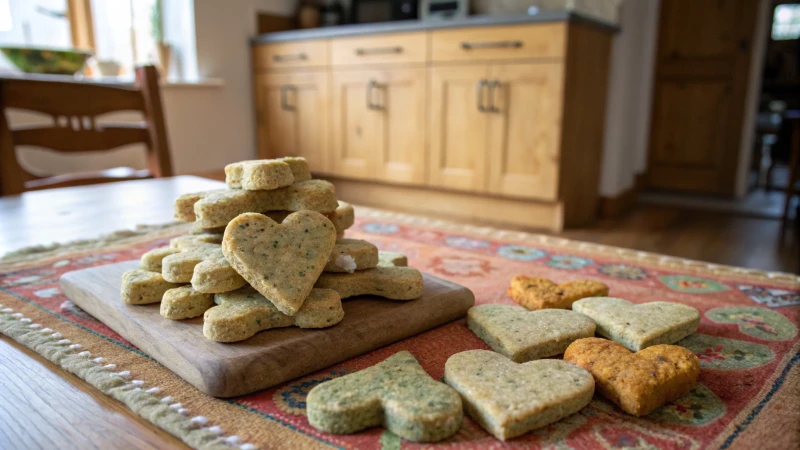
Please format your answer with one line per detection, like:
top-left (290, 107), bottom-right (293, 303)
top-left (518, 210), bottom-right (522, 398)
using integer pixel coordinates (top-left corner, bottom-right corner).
top-left (598, 0), bottom-right (659, 197)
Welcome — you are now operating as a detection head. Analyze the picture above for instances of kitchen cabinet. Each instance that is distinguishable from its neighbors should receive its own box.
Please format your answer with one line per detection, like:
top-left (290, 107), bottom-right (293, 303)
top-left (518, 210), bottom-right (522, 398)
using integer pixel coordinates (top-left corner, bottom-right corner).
top-left (252, 17), bottom-right (614, 230)
top-left (331, 68), bottom-right (427, 184)
top-left (255, 71), bottom-right (330, 172)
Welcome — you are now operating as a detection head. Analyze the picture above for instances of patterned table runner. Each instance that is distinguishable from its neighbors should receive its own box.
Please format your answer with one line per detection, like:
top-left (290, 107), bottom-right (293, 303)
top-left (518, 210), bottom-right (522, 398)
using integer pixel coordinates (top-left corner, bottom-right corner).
top-left (1, 207), bottom-right (798, 450)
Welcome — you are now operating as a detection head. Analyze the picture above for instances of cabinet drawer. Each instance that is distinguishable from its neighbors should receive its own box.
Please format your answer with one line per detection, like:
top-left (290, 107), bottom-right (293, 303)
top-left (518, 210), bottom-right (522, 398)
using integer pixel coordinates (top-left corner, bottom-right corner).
top-left (254, 40), bottom-right (329, 70)
top-left (430, 24), bottom-right (565, 63)
top-left (331, 32), bottom-right (427, 66)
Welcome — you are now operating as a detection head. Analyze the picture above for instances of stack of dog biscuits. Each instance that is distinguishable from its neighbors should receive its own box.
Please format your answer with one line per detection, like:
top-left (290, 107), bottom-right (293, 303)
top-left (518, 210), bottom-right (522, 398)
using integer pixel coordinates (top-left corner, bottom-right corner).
top-left (121, 157), bottom-right (423, 342)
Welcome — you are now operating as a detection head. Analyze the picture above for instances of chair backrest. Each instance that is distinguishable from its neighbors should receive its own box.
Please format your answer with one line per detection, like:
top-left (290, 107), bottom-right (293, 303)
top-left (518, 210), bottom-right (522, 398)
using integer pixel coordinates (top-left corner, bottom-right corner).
top-left (0, 65), bottom-right (173, 195)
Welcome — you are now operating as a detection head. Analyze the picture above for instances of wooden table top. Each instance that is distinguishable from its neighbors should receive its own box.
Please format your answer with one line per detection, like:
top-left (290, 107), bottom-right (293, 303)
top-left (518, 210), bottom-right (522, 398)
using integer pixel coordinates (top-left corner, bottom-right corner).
top-left (0, 176), bottom-right (224, 449)
top-left (0, 176), bottom-right (224, 255)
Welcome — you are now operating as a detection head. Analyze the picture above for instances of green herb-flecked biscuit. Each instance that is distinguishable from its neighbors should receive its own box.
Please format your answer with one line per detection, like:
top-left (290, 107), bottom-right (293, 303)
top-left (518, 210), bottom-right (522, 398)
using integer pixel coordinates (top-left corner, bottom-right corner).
top-left (445, 350), bottom-right (594, 441)
top-left (572, 297), bottom-right (701, 352)
top-left (225, 157), bottom-right (311, 190)
top-left (160, 242), bottom-right (247, 294)
top-left (203, 287), bottom-right (343, 342)
top-left (191, 180), bottom-right (338, 228)
top-left (121, 269), bottom-right (179, 305)
top-left (160, 286), bottom-right (214, 320)
top-left (378, 251), bottom-right (408, 267)
top-left (170, 234), bottom-right (223, 250)
top-left (190, 201), bottom-right (355, 237)
top-left (325, 239), bottom-right (379, 273)
top-left (140, 246), bottom-right (179, 272)
top-left (307, 351), bottom-right (462, 442)
top-left (174, 189), bottom-right (227, 222)
top-left (314, 266), bottom-right (423, 300)
top-left (222, 211), bottom-right (337, 316)
top-left (468, 305), bottom-right (596, 363)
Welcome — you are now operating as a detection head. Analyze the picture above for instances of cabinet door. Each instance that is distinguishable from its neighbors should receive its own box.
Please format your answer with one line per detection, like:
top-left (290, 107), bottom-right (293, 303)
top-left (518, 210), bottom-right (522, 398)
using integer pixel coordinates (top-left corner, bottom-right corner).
top-left (428, 65), bottom-right (490, 192)
top-left (487, 63), bottom-right (563, 200)
top-left (330, 71), bottom-right (382, 179)
top-left (374, 68), bottom-right (427, 184)
top-left (256, 72), bottom-right (330, 172)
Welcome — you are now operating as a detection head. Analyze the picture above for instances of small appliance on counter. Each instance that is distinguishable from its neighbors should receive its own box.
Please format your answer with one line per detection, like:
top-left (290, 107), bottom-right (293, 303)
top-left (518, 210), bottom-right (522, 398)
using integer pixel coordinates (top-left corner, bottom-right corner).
top-left (350, 0), bottom-right (420, 23)
top-left (420, 0), bottom-right (468, 20)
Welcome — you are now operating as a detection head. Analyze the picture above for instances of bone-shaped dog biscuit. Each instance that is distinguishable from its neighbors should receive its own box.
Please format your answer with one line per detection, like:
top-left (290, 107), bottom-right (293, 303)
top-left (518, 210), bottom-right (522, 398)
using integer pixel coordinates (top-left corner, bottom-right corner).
top-left (314, 266), bottom-right (423, 300)
top-left (190, 200), bottom-right (355, 238)
top-left (225, 156), bottom-right (311, 190)
top-left (161, 240), bottom-right (247, 293)
top-left (161, 286), bottom-right (214, 320)
top-left (203, 287), bottom-right (343, 342)
top-left (177, 180), bottom-right (338, 228)
top-left (121, 269), bottom-right (179, 304)
top-left (307, 351), bottom-right (462, 442)
top-left (140, 246), bottom-right (179, 272)
top-left (325, 239), bottom-right (378, 273)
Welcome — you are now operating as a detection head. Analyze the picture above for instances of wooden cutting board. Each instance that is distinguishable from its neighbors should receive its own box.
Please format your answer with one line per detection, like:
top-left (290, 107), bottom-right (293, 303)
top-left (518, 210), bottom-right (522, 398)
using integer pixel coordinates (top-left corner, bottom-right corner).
top-left (60, 261), bottom-right (474, 397)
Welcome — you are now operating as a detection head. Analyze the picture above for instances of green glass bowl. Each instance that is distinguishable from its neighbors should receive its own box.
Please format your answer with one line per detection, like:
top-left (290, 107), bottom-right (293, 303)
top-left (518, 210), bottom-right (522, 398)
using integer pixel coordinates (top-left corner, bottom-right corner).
top-left (0, 47), bottom-right (92, 75)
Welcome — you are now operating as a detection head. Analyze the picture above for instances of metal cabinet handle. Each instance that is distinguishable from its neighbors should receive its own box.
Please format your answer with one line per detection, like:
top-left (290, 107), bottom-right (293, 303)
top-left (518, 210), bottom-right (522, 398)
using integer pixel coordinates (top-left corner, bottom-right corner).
top-left (476, 79), bottom-right (488, 113)
top-left (280, 84), bottom-right (296, 111)
top-left (355, 46), bottom-right (403, 56)
top-left (273, 53), bottom-right (308, 62)
top-left (366, 80), bottom-right (384, 110)
top-left (486, 80), bottom-right (500, 113)
top-left (461, 41), bottom-right (523, 50)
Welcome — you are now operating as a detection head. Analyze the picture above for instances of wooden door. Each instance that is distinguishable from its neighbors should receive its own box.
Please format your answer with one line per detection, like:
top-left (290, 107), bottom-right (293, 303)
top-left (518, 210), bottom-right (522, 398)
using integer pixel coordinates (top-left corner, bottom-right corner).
top-left (330, 71), bottom-right (382, 180)
top-left (487, 62), bottom-right (563, 200)
top-left (256, 72), bottom-right (330, 172)
top-left (647, 0), bottom-right (759, 195)
top-left (428, 65), bottom-right (490, 192)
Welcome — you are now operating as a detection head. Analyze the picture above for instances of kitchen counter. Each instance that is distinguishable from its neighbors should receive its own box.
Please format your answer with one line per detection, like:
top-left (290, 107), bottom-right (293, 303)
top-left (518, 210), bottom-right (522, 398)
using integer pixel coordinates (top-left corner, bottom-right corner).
top-left (251, 11), bottom-right (618, 44)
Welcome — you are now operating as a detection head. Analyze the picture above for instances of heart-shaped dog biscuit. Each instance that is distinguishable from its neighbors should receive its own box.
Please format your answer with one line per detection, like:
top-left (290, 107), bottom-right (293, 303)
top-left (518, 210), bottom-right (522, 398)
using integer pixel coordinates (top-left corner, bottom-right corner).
top-left (222, 211), bottom-right (336, 315)
top-left (468, 305), bottom-right (596, 362)
top-left (445, 350), bottom-right (594, 440)
top-left (564, 337), bottom-right (700, 416)
top-left (307, 351), bottom-right (463, 442)
top-left (508, 276), bottom-right (609, 310)
top-left (573, 297), bottom-right (700, 351)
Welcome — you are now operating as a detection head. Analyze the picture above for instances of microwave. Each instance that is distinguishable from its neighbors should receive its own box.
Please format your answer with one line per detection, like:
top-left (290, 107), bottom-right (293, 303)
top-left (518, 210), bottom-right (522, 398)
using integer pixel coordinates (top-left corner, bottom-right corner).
top-left (421, 0), bottom-right (469, 20)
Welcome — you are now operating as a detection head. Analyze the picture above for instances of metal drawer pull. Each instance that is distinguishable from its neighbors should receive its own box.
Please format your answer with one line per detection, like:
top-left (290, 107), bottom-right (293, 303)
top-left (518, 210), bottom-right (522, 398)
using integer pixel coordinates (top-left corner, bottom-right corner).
top-left (476, 79), bottom-right (488, 113)
top-left (461, 41), bottom-right (523, 50)
top-left (355, 46), bottom-right (403, 56)
top-left (486, 80), bottom-right (500, 113)
top-left (273, 53), bottom-right (308, 62)
top-left (280, 85), bottom-right (296, 111)
top-left (366, 80), bottom-right (384, 110)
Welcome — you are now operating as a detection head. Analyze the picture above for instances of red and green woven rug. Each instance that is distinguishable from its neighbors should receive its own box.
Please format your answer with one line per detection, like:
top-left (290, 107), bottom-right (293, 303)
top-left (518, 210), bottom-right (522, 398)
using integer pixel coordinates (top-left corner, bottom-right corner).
top-left (1, 207), bottom-right (798, 449)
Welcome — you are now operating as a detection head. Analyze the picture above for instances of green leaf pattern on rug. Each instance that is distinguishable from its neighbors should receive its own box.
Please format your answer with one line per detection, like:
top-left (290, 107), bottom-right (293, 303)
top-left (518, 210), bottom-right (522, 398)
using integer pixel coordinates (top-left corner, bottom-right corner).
top-left (706, 306), bottom-right (798, 341)
top-left (659, 275), bottom-right (729, 293)
top-left (649, 384), bottom-right (726, 426)
top-left (677, 334), bottom-right (774, 370)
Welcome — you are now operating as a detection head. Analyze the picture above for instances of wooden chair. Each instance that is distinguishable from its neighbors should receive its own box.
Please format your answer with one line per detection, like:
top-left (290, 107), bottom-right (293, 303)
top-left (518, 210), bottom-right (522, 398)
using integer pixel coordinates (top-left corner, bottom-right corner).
top-left (0, 65), bottom-right (173, 195)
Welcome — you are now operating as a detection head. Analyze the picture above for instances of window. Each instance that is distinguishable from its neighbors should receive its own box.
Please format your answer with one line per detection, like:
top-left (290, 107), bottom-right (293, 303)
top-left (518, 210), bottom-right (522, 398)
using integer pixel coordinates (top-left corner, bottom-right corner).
top-left (0, 0), bottom-right (71, 48)
top-left (0, 0), bottom-right (163, 77)
top-left (91, 0), bottom-right (159, 76)
top-left (772, 4), bottom-right (800, 40)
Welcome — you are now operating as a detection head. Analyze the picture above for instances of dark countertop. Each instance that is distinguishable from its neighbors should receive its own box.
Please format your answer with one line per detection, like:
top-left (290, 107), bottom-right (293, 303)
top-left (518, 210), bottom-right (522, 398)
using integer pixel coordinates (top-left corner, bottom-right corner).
top-left (251, 11), bottom-right (618, 44)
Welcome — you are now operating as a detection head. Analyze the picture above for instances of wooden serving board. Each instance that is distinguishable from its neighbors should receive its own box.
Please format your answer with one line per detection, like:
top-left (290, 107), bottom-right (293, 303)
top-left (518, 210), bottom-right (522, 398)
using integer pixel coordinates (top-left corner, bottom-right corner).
top-left (60, 261), bottom-right (474, 397)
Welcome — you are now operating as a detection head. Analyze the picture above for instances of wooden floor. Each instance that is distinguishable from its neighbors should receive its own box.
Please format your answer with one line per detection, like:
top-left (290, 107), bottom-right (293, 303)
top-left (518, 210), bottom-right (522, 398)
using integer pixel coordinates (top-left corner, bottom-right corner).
top-left (192, 170), bottom-right (798, 274)
top-left (555, 205), bottom-right (798, 274)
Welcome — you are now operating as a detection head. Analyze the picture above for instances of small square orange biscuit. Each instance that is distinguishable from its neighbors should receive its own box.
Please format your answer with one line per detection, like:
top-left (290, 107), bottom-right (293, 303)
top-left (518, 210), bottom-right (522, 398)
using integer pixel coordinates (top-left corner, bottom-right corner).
top-left (508, 276), bottom-right (609, 310)
top-left (563, 337), bottom-right (700, 416)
